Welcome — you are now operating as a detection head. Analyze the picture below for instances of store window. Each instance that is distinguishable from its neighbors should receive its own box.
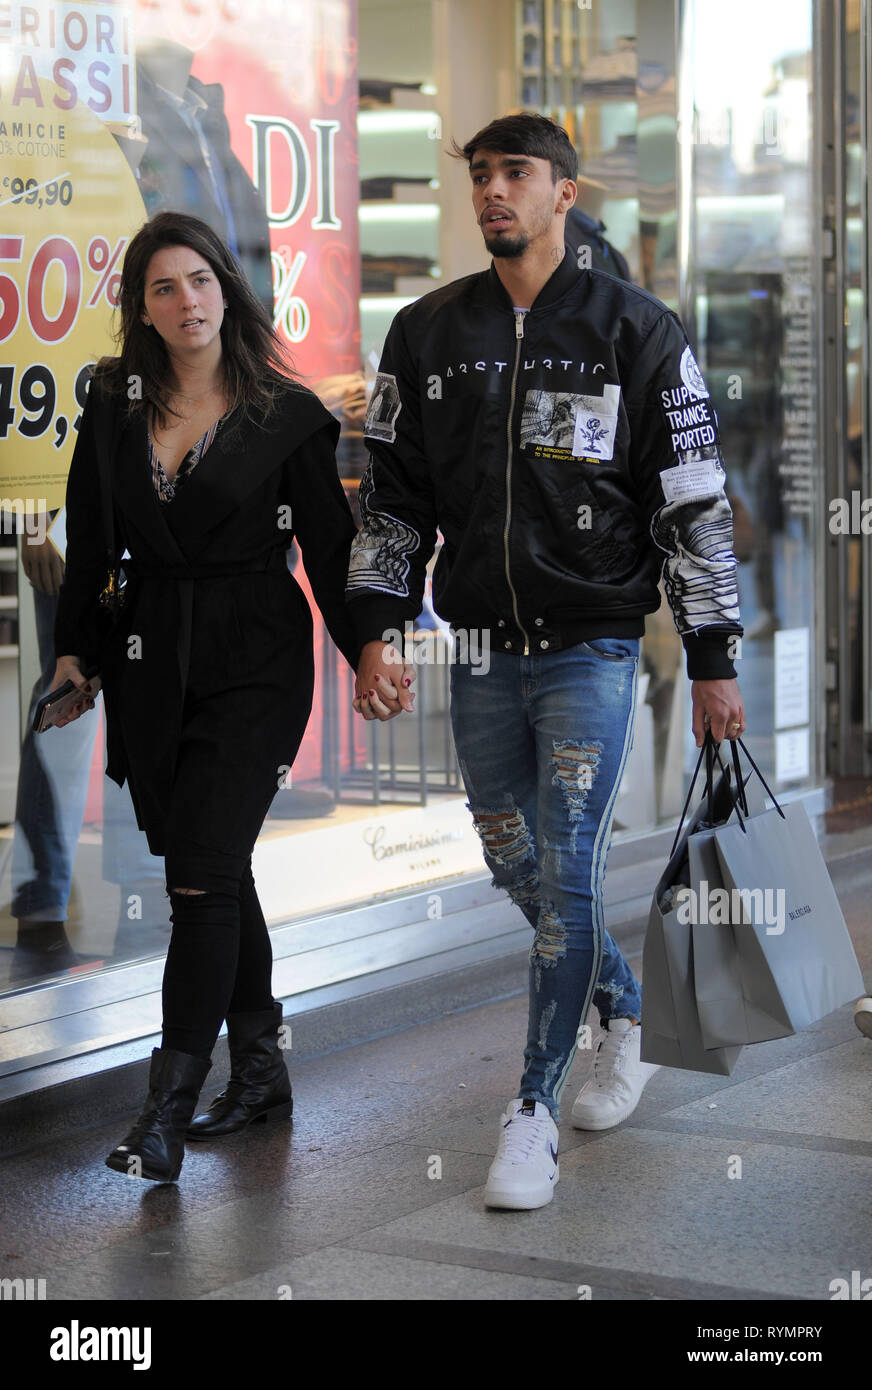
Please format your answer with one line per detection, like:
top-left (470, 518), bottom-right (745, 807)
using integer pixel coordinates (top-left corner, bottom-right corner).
top-left (519, 0), bottom-right (821, 826)
top-left (0, 0), bottom-right (825, 1029)
top-left (0, 0), bottom-right (482, 1011)
top-left (680, 0), bottom-right (820, 791)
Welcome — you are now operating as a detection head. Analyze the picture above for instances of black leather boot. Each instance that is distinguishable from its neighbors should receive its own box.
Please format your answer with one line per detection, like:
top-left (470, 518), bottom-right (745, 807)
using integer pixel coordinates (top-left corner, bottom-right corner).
top-left (187, 1001), bottom-right (292, 1140)
top-left (105, 1047), bottom-right (212, 1182)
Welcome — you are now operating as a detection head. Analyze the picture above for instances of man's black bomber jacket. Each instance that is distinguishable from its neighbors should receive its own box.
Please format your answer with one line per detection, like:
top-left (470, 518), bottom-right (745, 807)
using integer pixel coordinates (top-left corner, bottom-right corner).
top-left (345, 252), bottom-right (743, 680)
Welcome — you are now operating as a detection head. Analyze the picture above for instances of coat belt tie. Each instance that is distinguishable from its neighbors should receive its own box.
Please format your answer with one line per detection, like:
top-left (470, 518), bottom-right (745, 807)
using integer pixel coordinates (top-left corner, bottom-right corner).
top-left (122, 547), bottom-right (290, 689)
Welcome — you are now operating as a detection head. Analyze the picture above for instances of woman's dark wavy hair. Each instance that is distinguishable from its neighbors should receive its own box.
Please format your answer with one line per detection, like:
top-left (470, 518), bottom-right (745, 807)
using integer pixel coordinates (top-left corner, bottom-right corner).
top-left (93, 211), bottom-right (293, 427)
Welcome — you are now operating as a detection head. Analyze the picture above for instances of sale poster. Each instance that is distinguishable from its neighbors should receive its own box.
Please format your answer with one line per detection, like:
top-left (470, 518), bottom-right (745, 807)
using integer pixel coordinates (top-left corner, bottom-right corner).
top-left (1, 0), bottom-right (363, 784)
top-left (0, 0), bottom-right (361, 509)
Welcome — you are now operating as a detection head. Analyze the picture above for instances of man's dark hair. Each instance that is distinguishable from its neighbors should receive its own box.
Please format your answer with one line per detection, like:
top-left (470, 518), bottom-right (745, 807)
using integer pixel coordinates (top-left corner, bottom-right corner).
top-left (451, 112), bottom-right (578, 183)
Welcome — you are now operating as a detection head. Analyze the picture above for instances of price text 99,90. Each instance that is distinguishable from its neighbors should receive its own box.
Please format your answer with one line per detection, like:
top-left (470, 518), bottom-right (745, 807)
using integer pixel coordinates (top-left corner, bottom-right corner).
top-left (1, 176), bottom-right (73, 210)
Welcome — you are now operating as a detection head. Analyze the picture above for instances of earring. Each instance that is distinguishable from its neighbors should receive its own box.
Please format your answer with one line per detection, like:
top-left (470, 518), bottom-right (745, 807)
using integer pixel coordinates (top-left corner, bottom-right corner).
top-left (143, 317), bottom-right (151, 326)
top-left (223, 300), bottom-right (229, 309)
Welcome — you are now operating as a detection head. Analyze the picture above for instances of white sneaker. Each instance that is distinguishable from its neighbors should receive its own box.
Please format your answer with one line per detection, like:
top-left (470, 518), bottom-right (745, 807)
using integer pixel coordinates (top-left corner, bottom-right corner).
top-left (483, 1098), bottom-right (559, 1210)
top-left (570, 1018), bottom-right (659, 1130)
top-left (854, 998), bottom-right (872, 1039)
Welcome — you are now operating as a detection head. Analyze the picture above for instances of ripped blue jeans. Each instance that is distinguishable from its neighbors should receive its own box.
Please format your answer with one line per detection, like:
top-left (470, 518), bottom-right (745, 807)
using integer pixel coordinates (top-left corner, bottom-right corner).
top-left (450, 637), bottom-right (643, 1122)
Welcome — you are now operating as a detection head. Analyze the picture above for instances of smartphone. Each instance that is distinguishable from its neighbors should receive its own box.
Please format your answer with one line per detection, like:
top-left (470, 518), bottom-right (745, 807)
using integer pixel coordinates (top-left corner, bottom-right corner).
top-left (33, 671), bottom-right (102, 733)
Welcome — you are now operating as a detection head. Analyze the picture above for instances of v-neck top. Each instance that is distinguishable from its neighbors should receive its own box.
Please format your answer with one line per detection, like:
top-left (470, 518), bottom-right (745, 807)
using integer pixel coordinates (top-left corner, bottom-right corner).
top-left (149, 416), bottom-right (223, 504)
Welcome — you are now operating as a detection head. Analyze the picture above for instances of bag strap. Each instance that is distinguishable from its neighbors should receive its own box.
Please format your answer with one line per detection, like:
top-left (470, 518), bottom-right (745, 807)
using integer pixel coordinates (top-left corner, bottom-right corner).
top-left (730, 738), bottom-right (750, 817)
top-left (92, 383), bottom-right (126, 614)
top-left (734, 736), bottom-right (786, 820)
top-left (669, 727), bottom-right (761, 859)
top-left (707, 737), bottom-right (786, 838)
top-left (669, 734), bottom-right (712, 859)
top-left (709, 739), bottom-right (747, 832)
top-left (97, 437), bottom-right (115, 571)
top-left (704, 732), bottom-right (717, 823)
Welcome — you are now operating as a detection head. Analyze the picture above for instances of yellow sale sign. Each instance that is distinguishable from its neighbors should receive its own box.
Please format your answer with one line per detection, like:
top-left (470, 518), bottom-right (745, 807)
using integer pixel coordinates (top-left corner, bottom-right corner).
top-left (0, 77), bottom-right (143, 509)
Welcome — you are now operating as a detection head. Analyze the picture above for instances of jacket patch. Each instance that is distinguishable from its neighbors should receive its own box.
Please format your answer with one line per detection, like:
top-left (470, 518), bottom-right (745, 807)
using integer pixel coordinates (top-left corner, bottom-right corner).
top-left (659, 391), bottom-right (719, 454)
top-left (364, 372), bottom-right (402, 443)
top-left (520, 385), bottom-right (620, 461)
top-left (659, 451), bottom-right (726, 504)
top-left (680, 344), bottom-right (709, 399)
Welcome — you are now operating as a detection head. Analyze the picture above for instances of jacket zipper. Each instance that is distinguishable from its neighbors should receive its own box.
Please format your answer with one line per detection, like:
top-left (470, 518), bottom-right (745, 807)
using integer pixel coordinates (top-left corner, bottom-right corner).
top-left (504, 309), bottom-right (531, 656)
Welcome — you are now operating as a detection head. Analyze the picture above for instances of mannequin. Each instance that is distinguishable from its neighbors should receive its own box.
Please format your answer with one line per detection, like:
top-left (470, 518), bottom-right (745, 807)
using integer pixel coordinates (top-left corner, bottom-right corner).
top-left (136, 37), bottom-right (195, 102)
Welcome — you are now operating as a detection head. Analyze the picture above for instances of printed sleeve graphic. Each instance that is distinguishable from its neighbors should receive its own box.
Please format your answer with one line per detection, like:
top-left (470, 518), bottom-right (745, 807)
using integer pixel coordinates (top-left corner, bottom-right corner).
top-left (364, 372), bottom-right (403, 443)
top-left (520, 386), bottom-right (621, 460)
top-left (346, 460), bottom-right (421, 598)
top-left (628, 314), bottom-right (741, 639)
top-left (652, 494), bottom-right (741, 631)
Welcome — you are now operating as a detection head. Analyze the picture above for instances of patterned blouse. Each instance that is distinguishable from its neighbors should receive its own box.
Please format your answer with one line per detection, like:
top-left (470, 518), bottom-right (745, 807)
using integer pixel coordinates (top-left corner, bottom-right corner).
top-left (149, 416), bottom-right (223, 504)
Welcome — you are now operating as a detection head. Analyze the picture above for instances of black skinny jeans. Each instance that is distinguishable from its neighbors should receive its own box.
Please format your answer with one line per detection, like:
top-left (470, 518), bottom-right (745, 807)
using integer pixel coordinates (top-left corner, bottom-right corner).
top-left (161, 839), bottom-right (274, 1060)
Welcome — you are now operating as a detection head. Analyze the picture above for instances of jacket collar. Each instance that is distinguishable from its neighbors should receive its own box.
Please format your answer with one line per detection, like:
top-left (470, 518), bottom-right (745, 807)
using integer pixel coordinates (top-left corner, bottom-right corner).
top-left (485, 247), bottom-right (582, 314)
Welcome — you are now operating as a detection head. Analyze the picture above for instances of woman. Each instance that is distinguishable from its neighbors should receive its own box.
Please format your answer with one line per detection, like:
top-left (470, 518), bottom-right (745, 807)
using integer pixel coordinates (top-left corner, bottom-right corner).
top-left (52, 211), bottom-right (360, 1182)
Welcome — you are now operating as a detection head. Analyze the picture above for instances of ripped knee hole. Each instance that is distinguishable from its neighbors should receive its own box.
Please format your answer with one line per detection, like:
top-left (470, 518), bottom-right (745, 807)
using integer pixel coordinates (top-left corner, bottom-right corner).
top-left (472, 807), bottom-right (534, 865)
top-left (552, 740), bottom-right (601, 796)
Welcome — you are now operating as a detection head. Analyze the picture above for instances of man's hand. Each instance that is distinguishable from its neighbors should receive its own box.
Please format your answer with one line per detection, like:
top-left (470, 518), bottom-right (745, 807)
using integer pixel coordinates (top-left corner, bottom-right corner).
top-left (691, 678), bottom-right (745, 747)
top-left (353, 639), bottom-right (416, 721)
top-left (21, 532), bottom-right (65, 595)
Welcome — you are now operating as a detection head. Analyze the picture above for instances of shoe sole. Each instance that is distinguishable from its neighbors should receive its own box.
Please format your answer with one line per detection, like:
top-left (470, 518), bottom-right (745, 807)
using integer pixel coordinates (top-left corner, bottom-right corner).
top-left (571, 1087), bottom-right (650, 1131)
top-left (104, 1154), bottom-right (181, 1183)
top-left (571, 1064), bottom-right (659, 1131)
top-left (854, 1001), bottom-right (872, 1039)
top-left (484, 1166), bottom-right (559, 1210)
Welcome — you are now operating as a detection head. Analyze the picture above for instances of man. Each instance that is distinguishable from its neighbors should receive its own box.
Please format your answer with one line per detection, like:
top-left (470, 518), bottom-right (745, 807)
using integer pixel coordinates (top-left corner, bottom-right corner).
top-left (345, 114), bottom-right (744, 1211)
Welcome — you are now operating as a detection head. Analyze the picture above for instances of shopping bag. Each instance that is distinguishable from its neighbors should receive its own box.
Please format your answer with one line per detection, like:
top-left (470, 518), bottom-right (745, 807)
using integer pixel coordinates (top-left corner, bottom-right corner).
top-left (640, 736), bottom-right (744, 1074)
top-left (708, 751), bottom-right (865, 1040)
top-left (689, 824), bottom-right (796, 1048)
top-left (641, 867), bottom-right (743, 1075)
top-left (687, 751), bottom-right (783, 1048)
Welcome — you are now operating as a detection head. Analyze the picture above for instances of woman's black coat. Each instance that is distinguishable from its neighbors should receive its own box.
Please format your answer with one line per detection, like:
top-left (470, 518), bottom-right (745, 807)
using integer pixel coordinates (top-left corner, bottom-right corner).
top-left (54, 376), bottom-right (359, 861)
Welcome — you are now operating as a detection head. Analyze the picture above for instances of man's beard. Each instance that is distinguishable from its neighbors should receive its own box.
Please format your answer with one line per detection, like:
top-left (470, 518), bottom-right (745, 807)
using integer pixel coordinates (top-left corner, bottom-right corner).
top-left (482, 204), bottom-right (554, 259)
top-left (484, 229), bottom-right (529, 259)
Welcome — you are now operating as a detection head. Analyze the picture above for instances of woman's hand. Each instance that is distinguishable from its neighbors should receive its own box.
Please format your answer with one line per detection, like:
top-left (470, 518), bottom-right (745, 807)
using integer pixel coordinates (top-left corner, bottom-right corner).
top-left (353, 640), bottom-right (416, 721)
top-left (50, 655), bottom-right (97, 726)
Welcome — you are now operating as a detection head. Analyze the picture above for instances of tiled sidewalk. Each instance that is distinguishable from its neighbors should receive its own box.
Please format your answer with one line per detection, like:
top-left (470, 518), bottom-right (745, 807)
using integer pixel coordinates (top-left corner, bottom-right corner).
top-left (1, 851), bottom-right (870, 1304)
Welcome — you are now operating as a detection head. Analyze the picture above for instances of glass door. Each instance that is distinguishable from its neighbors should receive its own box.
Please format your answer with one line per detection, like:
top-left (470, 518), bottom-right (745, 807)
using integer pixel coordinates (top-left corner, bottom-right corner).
top-left (679, 0), bottom-right (822, 792)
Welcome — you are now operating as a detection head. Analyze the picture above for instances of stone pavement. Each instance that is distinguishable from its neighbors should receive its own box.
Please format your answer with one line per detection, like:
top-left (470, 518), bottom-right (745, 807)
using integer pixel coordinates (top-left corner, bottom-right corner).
top-left (1, 848), bottom-right (870, 1328)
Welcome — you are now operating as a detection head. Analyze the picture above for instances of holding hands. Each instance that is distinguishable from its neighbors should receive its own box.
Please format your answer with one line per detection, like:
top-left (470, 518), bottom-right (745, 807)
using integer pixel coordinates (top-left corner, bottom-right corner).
top-left (353, 640), bottom-right (416, 721)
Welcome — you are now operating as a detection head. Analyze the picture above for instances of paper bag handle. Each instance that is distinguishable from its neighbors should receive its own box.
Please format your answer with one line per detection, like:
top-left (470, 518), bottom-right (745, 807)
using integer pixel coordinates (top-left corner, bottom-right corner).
top-left (669, 732), bottom-right (718, 859)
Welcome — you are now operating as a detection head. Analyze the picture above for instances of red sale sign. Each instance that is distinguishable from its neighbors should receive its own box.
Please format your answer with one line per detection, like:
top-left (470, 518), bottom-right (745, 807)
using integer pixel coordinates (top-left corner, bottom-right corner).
top-left (132, 0), bottom-right (361, 380)
top-left (129, 0), bottom-right (363, 785)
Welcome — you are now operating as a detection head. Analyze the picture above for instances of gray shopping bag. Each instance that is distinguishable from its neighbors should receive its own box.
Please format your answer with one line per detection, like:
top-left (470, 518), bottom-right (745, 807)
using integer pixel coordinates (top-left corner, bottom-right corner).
top-left (711, 798), bottom-right (865, 1039)
top-left (690, 828), bottom-right (793, 1048)
top-left (640, 734), bottom-right (746, 1075)
top-left (641, 869), bottom-right (743, 1075)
